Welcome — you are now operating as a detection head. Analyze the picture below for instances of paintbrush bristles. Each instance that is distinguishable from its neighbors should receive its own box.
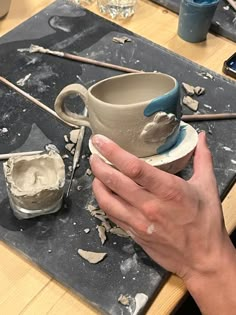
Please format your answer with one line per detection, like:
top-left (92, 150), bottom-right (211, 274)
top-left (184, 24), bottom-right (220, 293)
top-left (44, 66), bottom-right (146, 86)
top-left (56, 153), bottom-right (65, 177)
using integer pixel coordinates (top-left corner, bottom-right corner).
top-left (29, 44), bottom-right (64, 57)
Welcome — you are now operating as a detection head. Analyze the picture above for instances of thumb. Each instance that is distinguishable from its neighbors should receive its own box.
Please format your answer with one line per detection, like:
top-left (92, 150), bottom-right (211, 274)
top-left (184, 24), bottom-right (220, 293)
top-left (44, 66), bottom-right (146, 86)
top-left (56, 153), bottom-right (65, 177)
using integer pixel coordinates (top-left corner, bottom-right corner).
top-left (190, 132), bottom-right (216, 186)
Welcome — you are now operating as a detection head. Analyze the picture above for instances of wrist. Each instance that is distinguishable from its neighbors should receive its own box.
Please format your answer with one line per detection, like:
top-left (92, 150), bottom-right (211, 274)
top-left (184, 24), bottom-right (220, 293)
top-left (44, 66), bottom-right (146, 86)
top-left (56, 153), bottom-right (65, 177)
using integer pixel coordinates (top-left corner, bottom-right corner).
top-left (183, 236), bottom-right (236, 315)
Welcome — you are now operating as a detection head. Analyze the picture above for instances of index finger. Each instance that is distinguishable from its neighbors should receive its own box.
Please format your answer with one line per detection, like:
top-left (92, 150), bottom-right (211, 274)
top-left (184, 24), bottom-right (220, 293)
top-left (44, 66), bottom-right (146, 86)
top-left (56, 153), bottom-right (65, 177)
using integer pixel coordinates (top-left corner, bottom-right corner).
top-left (91, 134), bottom-right (182, 197)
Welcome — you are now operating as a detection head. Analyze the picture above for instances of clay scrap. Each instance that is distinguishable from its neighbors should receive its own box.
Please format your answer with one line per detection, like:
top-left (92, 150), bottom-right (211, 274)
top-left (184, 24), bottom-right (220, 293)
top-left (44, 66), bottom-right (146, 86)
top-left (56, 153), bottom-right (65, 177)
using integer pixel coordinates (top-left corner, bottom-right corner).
top-left (78, 249), bottom-right (107, 264)
top-left (65, 143), bottom-right (74, 152)
top-left (86, 204), bottom-right (129, 238)
top-left (182, 82), bottom-right (205, 96)
top-left (110, 227), bottom-right (129, 238)
top-left (96, 225), bottom-right (107, 245)
top-left (69, 129), bottom-right (80, 144)
top-left (182, 82), bottom-right (195, 96)
top-left (112, 36), bottom-right (131, 44)
top-left (182, 96), bottom-right (199, 112)
top-left (118, 294), bottom-right (131, 306)
top-left (194, 86), bottom-right (205, 96)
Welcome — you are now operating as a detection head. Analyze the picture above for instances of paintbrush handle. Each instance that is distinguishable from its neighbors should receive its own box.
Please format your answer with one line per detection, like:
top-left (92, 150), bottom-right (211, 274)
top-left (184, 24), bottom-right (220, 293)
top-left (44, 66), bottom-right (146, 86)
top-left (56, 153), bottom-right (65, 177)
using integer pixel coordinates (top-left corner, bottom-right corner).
top-left (72, 125), bottom-right (86, 169)
top-left (0, 150), bottom-right (43, 160)
top-left (66, 108), bottom-right (87, 197)
top-left (64, 52), bottom-right (141, 74)
top-left (29, 44), bottom-right (141, 74)
top-left (0, 76), bottom-right (76, 127)
top-left (182, 113), bottom-right (236, 121)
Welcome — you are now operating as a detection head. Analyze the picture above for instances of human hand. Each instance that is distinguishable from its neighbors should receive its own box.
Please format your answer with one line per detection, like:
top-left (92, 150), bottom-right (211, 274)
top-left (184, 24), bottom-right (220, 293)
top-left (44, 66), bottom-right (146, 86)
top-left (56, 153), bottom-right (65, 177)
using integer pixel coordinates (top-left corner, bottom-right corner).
top-left (89, 132), bottom-right (231, 283)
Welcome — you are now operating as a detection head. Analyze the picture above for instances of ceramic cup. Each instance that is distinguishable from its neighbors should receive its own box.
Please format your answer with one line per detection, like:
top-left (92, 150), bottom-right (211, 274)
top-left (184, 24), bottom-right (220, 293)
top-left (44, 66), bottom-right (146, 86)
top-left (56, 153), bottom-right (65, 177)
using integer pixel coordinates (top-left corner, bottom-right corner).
top-left (55, 72), bottom-right (181, 158)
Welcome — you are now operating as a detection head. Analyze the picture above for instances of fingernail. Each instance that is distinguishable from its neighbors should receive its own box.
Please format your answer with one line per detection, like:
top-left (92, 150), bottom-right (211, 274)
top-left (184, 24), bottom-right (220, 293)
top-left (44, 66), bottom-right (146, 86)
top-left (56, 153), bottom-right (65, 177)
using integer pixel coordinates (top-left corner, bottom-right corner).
top-left (89, 153), bottom-right (104, 164)
top-left (89, 153), bottom-right (99, 163)
top-left (92, 134), bottom-right (111, 152)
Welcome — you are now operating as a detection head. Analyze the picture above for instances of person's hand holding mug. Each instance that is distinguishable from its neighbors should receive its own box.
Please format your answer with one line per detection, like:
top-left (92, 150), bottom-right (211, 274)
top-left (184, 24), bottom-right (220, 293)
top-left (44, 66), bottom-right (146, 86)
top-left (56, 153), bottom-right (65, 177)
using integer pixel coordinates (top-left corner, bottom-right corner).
top-left (89, 132), bottom-right (236, 315)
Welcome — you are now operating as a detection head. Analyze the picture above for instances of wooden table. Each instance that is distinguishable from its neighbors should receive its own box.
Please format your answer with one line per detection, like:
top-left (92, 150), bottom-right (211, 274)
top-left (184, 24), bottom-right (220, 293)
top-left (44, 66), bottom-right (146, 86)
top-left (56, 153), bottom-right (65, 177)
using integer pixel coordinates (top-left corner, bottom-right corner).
top-left (0, 1), bottom-right (235, 314)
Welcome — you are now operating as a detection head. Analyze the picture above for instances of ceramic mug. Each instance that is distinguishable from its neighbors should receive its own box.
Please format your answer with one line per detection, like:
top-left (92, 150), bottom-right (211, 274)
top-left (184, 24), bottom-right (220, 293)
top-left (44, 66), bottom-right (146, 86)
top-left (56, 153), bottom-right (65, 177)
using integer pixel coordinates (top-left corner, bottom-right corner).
top-left (54, 72), bottom-right (181, 157)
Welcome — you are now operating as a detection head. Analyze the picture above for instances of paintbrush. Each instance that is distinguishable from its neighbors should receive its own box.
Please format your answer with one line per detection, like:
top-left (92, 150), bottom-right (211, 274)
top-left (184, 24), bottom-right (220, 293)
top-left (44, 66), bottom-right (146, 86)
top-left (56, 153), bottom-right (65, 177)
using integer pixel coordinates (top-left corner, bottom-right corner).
top-left (182, 112), bottom-right (236, 121)
top-left (0, 76), bottom-right (76, 127)
top-left (0, 150), bottom-right (43, 160)
top-left (28, 44), bottom-right (141, 74)
top-left (66, 108), bottom-right (88, 198)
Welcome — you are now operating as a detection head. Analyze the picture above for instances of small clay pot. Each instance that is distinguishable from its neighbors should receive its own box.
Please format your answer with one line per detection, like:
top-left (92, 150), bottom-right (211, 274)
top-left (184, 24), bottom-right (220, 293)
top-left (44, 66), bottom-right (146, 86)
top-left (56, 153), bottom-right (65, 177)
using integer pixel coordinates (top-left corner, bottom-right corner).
top-left (3, 150), bottom-right (65, 219)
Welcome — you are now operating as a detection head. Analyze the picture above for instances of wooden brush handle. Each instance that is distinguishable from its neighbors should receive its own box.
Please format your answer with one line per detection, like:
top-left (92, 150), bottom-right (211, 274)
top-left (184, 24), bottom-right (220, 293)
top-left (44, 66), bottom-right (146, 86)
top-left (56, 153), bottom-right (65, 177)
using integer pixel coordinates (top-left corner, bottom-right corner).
top-left (182, 113), bottom-right (236, 121)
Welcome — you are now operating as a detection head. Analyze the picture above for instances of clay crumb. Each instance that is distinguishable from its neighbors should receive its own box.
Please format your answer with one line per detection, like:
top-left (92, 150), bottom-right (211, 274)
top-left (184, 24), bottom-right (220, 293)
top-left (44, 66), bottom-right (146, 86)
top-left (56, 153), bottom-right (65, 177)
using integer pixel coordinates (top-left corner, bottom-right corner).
top-left (91, 209), bottom-right (106, 217)
top-left (78, 249), bottom-right (107, 264)
top-left (97, 225), bottom-right (107, 245)
top-left (87, 204), bottom-right (98, 212)
top-left (77, 185), bottom-right (82, 191)
top-left (62, 154), bottom-right (69, 159)
top-left (64, 135), bottom-right (69, 143)
top-left (110, 227), bottom-right (129, 238)
top-left (84, 228), bottom-right (90, 234)
top-left (194, 86), bottom-right (205, 96)
top-left (16, 73), bottom-right (31, 86)
top-left (65, 143), bottom-right (74, 152)
top-left (0, 127), bottom-right (8, 134)
top-left (204, 72), bottom-right (214, 80)
top-left (118, 294), bottom-right (131, 306)
top-left (70, 129), bottom-right (80, 144)
top-left (112, 36), bottom-right (131, 44)
top-left (182, 96), bottom-right (199, 112)
top-left (94, 214), bottom-right (108, 222)
top-left (182, 82), bottom-right (195, 96)
top-left (101, 220), bottom-right (112, 232)
top-left (68, 166), bottom-right (73, 172)
top-left (86, 168), bottom-right (92, 176)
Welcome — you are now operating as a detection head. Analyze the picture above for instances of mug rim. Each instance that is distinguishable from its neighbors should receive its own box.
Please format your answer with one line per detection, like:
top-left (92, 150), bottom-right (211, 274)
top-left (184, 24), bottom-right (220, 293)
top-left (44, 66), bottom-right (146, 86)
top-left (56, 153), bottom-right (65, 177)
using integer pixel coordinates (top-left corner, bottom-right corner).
top-left (89, 72), bottom-right (178, 107)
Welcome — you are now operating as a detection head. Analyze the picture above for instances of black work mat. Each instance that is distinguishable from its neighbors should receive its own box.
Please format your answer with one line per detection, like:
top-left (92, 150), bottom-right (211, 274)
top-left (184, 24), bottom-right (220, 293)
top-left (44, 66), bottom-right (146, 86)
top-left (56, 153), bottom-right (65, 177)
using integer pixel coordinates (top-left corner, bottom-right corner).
top-left (151, 0), bottom-right (236, 42)
top-left (0, 1), bottom-right (235, 314)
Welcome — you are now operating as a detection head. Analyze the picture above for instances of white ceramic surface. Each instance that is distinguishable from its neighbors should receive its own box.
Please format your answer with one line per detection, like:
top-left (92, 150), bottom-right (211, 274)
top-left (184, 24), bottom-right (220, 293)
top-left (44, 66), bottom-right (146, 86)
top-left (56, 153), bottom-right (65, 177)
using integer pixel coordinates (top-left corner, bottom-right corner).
top-left (88, 122), bottom-right (198, 174)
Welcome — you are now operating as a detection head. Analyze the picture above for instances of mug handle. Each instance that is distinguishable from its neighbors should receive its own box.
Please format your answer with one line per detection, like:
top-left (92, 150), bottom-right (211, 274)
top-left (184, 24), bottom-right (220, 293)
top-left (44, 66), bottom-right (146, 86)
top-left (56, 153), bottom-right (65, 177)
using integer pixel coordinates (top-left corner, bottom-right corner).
top-left (54, 84), bottom-right (91, 128)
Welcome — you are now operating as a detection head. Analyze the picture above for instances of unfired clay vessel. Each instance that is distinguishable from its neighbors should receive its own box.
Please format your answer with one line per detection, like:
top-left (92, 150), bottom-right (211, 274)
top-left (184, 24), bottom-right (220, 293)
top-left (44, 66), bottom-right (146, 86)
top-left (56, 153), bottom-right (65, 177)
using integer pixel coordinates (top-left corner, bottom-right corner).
top-left (89, 122), bottom-right (198, 174)
top-left (54, 72), bottom-right (181, 158)
top-left (3, 150), bottom-right (65, 219)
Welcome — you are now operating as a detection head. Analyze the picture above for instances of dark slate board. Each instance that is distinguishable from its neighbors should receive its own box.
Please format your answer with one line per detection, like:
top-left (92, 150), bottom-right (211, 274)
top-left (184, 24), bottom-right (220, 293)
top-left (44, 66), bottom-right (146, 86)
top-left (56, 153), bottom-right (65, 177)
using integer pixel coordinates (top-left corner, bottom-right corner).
top-left (0, 1), bottom-right (235, 314)
top-left (151, 0), bottom-right (236, 42)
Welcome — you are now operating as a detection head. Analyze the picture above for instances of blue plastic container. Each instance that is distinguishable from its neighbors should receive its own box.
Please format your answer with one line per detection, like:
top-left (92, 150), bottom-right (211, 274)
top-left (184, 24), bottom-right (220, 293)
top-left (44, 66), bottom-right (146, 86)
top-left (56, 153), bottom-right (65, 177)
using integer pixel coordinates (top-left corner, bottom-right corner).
top-left (177, 0), bottom-right (220, 43)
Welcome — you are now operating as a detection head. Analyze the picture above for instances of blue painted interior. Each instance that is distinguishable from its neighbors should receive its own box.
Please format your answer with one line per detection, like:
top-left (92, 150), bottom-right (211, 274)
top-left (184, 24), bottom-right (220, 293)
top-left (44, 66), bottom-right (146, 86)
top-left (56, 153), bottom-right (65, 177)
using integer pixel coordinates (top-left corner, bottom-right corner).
top-left (144, 83), bottom-right (180, 118)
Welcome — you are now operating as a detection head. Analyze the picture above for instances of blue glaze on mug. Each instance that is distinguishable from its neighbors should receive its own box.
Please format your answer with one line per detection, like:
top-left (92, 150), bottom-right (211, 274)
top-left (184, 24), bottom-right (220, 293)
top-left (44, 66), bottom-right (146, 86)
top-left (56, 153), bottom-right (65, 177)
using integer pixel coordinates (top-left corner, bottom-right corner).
top-left (144, 83), bottom-right (180, 118)
top-left (157, 125), bottom-right (187, 155)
